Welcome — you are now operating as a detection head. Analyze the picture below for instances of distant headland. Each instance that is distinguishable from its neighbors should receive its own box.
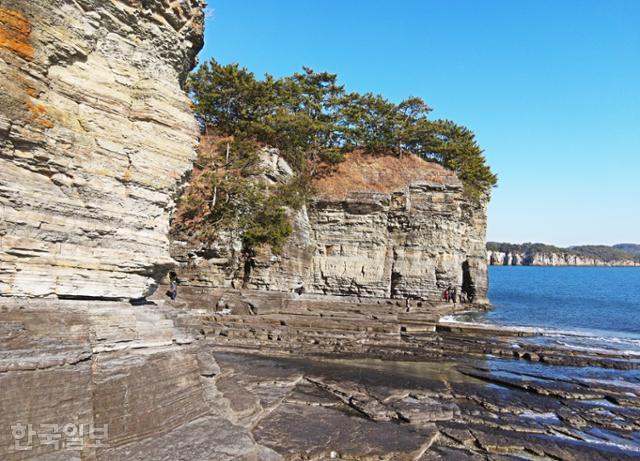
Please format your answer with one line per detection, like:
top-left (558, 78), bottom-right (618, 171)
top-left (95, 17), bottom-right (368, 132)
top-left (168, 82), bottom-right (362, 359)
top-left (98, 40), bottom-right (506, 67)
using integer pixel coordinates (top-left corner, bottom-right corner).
top-left (487, 242), bottom-right (640, 267)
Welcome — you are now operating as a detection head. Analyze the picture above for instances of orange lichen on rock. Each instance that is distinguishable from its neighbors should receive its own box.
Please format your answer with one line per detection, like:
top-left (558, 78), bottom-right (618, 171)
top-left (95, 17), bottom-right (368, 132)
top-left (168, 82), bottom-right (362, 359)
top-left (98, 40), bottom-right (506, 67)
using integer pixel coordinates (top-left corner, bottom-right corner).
top-left (313, 151), bottom-right (459, 200)
top-left (26, 100), bottom-right (54, 129)
top-left (33, 117), bottom-right (54, 129)
top-left (0, 9), bottom-right (33, 60)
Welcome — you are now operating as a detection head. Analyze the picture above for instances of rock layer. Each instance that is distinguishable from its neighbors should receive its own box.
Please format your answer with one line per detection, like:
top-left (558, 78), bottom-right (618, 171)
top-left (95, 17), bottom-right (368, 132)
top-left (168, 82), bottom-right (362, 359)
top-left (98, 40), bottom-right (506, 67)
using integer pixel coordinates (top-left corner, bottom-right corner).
top-left (488, 250), bottom-right (640, 267)
top-left (0, 298), bottom-right (281, 460)
top-left (0, 0), bottom-right (204, 299)
top-left (173, 152), bottom-right (489, 303)
top-left (2, 291), bottom-right (638, 460)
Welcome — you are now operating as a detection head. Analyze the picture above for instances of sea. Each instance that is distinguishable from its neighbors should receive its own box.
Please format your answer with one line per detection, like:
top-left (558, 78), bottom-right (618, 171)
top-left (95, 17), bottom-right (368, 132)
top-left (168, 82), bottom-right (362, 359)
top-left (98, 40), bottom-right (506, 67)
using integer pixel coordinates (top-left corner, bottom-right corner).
top-left (450, 266), bottom-right (640, 355)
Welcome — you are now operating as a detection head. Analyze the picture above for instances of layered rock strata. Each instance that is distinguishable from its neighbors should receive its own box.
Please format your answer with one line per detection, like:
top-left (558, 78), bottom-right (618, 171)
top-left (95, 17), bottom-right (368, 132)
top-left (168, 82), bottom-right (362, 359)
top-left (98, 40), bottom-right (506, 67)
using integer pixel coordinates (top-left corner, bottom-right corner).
top-left (2, 291), bottom-right (637, 460)
top-left (152, 287), bottom-right (455, 356)
top-left (488, 250), bottom-right (640, 266)
top-left (155, 286), bottom-right (640, 370)
top-left (173, 152), bottom-right (490, 303)
top-left (0, 298), bottom-right (283, 461)
top-left (214, 351), bottom-right (640, 460)
top-left (0, 0), bottom-right (204, 299)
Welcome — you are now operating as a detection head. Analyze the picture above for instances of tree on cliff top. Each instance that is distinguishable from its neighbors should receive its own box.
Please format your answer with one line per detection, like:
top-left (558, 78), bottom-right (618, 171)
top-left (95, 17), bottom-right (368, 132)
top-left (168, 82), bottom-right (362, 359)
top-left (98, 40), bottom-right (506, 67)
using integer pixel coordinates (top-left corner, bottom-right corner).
top-left (178, 59), bottom-right (497, 253)
top-left (188, 58), bottom-right (497, 200)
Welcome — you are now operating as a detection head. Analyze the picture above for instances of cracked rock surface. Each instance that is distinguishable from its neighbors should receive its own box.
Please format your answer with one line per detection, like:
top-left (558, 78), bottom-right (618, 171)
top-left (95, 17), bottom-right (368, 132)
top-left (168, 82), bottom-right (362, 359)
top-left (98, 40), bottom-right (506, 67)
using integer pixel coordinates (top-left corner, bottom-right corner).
top-left (1, 298), bottom-right (639, 460)
top-left (0, 0), bottom-right (204, 298)
top-left (212, 352), bottom-right (640, 460)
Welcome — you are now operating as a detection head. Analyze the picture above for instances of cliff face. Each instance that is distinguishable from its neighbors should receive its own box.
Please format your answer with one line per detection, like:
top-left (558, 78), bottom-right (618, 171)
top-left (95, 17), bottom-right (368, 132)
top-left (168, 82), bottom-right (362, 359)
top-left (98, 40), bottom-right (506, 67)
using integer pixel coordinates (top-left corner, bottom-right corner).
top-left (173, 152), bottom-right (489, 303)
top-left (0, 0), bottom-right (204, 299)
top-left (488, 251), bottom-right (640, 267)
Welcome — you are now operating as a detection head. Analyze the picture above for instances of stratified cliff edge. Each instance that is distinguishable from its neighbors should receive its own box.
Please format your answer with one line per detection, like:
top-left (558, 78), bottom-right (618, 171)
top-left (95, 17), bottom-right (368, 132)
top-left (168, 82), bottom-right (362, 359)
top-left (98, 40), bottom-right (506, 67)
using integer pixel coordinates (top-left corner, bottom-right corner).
top-left (0, 0), bottom-right (204, 299)
top-left (172, 151), bottom-right (490, 303)
top-left (488, 242), bottom-right (640, 267)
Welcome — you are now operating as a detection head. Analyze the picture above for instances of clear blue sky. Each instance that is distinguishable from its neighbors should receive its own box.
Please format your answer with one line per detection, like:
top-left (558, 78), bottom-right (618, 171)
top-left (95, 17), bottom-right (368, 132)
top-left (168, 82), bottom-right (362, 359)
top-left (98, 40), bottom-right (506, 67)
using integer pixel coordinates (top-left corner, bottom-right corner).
top-left (200, 0), bottom-right (639, 247)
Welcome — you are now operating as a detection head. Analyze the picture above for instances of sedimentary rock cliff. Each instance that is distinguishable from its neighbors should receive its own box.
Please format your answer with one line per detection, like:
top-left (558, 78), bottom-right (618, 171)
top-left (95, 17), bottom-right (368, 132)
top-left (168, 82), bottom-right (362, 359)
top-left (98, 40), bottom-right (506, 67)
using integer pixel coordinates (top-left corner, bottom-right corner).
top-left (0, 0), bottom-right (204, 299)
top-left (488, 250), bottom-right (640, 267)
top-left (173, 151), bottom-right (490, 303)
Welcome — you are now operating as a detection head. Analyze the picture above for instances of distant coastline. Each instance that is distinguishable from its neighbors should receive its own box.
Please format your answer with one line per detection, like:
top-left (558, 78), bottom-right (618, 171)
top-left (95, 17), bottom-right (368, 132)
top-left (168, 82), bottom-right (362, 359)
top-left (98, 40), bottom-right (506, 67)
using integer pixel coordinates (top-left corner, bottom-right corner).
top-left (487, 242), bottom-right (640, 267)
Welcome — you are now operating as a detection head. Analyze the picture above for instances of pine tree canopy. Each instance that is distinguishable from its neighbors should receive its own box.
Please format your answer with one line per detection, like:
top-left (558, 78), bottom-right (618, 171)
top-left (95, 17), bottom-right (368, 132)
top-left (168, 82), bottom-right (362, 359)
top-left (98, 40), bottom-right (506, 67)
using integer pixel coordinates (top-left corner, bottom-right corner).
top-left (188, 58), bottom-right (497, 200)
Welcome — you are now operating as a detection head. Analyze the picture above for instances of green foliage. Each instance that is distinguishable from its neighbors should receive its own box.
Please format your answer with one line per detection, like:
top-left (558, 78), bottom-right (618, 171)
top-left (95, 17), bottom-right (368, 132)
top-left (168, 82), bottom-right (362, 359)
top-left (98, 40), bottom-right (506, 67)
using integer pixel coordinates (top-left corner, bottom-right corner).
top-left (567, 245), bottom-right (640, 262)
top-left (188, 62), bottom-right (277, 135)
top-left (242, 202), bottom-right (293, 254)
top-left (187, 58), bottom-right (497, 200)
top-left (173, 136), bottom-right (305, 254)
top-left (613, 243), bottom-right (640, 254)
top-left (274, 171), bottom-right (312, 210)
top-left (182, 59), bottom-right (498, 253)
top-left (487, 242), bottom-right (640, 262)
top-left (418, 120), bottom-right (497, 201)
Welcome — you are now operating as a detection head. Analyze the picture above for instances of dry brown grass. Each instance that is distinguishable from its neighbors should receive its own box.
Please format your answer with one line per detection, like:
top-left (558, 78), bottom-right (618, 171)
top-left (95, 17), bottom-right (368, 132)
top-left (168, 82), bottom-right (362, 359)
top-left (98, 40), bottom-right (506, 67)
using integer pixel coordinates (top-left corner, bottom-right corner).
top-left (172, 139), bottom-right (460, 241)
top-left (313, 151), bottom-right (459, 200)
top-left (171, 135), bottom-right (229, 239)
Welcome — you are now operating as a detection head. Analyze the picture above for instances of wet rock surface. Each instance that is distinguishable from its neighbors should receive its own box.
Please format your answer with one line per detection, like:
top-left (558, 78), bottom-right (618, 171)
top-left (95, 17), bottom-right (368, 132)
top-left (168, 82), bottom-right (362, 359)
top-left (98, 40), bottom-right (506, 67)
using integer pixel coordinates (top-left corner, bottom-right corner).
top-left (1, 296), bottom-right (639, 460)
top-left (434, 321), bottom-right (640, 370)
top-left (212, 352), bottom-right (640, 460)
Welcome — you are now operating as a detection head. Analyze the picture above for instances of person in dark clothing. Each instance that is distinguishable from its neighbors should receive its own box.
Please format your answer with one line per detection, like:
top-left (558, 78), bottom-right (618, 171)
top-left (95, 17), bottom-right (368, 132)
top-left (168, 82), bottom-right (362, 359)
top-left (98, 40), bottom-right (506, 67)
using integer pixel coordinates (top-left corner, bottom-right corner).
top-left (170, 279), bottom-right (177, 300)
top-left (168, 272), bottom-right (178, 300)
top-left (451, 286), bottom-right (458, 305)
top-left (446, 285), bottom-right (454, 303)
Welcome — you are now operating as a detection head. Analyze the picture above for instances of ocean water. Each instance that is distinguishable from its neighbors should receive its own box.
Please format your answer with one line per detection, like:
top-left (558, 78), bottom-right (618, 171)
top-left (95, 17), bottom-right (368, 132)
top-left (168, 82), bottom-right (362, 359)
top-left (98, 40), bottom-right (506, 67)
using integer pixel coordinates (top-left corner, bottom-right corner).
top-left (485, 266), bottom-right (640, 337)
top-left (443, 266), bottom-right (640, 355)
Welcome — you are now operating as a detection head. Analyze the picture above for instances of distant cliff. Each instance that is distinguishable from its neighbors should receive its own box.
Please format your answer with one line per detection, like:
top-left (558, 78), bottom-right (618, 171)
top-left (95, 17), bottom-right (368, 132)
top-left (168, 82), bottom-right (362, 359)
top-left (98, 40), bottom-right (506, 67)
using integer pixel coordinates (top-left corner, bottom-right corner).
top-left (487, 242), bottom-right (640, 267)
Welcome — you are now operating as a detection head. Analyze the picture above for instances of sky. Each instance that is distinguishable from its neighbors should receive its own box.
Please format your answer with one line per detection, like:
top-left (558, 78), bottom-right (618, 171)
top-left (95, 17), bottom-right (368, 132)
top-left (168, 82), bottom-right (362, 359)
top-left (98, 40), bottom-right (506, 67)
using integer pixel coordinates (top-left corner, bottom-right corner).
top-left (199, 0), bottom-right (639, 247)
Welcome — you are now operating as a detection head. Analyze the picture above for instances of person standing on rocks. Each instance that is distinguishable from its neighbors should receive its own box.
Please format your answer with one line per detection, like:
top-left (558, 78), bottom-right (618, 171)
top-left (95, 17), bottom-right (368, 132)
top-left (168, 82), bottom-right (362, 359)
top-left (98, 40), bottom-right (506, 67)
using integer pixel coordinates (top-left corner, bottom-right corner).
top-left (169, 272), bottom-right (178, 301)
top-left (451, 286), bottom-right (458, 305)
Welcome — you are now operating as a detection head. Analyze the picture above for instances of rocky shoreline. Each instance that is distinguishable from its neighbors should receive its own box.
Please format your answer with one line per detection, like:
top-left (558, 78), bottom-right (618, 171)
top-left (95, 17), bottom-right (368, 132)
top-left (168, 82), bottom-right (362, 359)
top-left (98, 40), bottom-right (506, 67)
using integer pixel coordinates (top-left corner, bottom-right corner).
top-left (208, 350), bottom-right (640, 460)
top-left (2, 291), bottom-right (639, 460)
top-left (435, 320), bottom-right (640, 370)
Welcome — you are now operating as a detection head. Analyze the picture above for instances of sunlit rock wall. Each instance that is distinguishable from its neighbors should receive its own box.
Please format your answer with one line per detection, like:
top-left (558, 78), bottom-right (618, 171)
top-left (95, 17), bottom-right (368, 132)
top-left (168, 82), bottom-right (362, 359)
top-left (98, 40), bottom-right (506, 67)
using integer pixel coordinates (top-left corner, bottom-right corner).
top-left (173, 152), bottom-right (489, 303)
top-left (0, 0), bottom-right (204, 298)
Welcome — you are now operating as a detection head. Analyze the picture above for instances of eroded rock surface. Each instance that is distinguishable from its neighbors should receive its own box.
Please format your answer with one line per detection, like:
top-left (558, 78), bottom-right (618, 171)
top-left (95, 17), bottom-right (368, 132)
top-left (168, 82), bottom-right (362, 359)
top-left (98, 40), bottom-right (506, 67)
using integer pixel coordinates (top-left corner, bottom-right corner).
top-left (2, 295), bottom-right (638, 460)
top-left (0, 299), bottom-right (283, 460)
top-left (173, 152), bottom-right (489, 303)
top-left (0, 0), bottom-right (204, 299)
top-left (212, 352), bottom-right (640, 460)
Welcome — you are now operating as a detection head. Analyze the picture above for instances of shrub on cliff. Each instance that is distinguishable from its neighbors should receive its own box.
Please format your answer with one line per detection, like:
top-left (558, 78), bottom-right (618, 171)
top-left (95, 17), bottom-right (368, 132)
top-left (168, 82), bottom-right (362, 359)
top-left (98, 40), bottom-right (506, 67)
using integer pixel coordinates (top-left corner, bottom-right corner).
top-left (171, 137), bottom-right (297, 253)
top-left (188, 59), bottom-right (497, 200)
